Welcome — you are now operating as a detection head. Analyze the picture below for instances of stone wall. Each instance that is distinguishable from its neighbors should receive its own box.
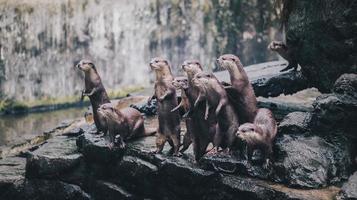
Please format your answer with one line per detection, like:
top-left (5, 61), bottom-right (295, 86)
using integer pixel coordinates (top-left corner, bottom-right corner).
top-left (0, 0), bottom-right (280, 102)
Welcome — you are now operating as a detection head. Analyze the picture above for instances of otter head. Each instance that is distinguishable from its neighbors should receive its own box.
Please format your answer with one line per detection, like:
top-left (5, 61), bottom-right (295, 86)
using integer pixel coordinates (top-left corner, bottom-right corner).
top-left (236, 123), bottom-right (259, 141)
top-left (181, 60), bottom-right (203, 78)
top-left (217, 54), bottom-right (241, 71)
top-left (97, 103), bottom-right (117, 120)
top-left (150, 57), bottom-right (171, 73)
top-left (172, 76), bottom-right (189, 90)
top-left (268, 41), bottom-right (287, 52)
top-left (76, 59), bottom-right (96, 72)
top-left (192, 72), bottom-right (214, 93)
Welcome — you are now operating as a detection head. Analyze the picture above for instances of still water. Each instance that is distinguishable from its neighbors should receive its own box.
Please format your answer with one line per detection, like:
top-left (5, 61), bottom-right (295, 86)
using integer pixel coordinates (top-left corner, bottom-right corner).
top-left (0, 107), bottom-right (87, 148)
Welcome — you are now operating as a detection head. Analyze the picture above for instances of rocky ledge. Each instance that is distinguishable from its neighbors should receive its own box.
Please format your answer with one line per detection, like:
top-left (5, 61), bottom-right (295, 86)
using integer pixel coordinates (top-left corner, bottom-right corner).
top-left (0, 74), bottom-right (356, 200)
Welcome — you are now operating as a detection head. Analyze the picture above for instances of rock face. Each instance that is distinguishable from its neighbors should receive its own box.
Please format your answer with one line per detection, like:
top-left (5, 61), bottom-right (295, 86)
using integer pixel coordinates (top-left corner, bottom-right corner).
top-left (0, 0), bottom-right (280, 102)
top-left (278, 112), bottom-right (313, 135)
top-left (273, 135), bottom-right (350, 188)
top-left (337, 172), bottom-right (357, 200)
top-left (312, 74), bottom-right (357, 139)
top-left (252, 71), bottom-right (309, 97)
top-left (272, 73), bottom-right (357, 189)
top-left (281, 0), bottom-right (357, 92)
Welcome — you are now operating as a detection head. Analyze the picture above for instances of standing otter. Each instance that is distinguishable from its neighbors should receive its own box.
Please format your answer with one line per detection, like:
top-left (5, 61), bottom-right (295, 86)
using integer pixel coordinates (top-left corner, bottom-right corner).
top-left (172, 76), bottom-right (192, 153)
top-left (217, 54), bottom-right (257, 124)
top-left (150, 57), bottom-right (181, 156)
top-left (192, 72), bottom-right (240, 153)
top-left (76, 59), bottom-right (110, 134)
top-left (268, 41), bottom-right (298, 72)
top-left (182, 60), bottom-right (217, 161)
top-left (97, 103), bottom-right (156, 148)
top-left (237, 108), bottom-right (277, 168)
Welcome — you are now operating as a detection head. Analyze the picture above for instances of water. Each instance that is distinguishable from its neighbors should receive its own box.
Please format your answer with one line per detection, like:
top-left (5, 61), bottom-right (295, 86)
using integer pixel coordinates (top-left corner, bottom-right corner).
top-left (0, 107), bottom-right (86, 148)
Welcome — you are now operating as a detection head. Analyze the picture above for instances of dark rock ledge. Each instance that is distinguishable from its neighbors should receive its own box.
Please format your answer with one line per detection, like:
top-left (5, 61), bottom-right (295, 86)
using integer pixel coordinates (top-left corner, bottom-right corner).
top-left (0, 73), bottom-right (355, 200)
top-left (0, 125), bottom-right (342, 200)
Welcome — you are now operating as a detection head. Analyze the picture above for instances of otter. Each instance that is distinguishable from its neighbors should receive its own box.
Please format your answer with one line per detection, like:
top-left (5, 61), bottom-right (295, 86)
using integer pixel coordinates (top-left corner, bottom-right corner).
top-left (182, 60), bottom-right (217, 161)
top-left (76, 59), bottom-right (110, 134)
top-left (217, 54), bottom-right (258, 124)
top-left (236, 108), bottom-right (277, 168)
top-left (268, 41), bottom-right (298, 72)
top-left (97, 103), bottom-right (156, 149)
top-left (171, 76), bottom-right (192, 153)
top-left (192, 72), bottom-right (240, 153)
top-left (149, 57), bottom-right (181, 156)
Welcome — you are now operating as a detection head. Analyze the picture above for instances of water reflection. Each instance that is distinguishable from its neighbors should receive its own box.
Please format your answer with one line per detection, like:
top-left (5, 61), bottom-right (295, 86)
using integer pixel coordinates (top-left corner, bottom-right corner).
top-left (0, 107), bottom-right (86, 147)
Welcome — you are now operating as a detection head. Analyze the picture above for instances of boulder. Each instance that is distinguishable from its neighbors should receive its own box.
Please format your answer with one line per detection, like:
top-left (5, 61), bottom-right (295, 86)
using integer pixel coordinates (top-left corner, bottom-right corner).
top-left (26, 136), bottom-right (82, 179)
top-left (273, 135), bottom-right (351, 188)
top-left (0, 156), bottom-right (26, 199)
top-left (22, 180), bottom-right (91, 200)
top-left (313, 93), bottom-right (357, 138)
top-left (200, 152), bottom-right (272, 180)
top-left (278, 112), bottom-right (313, 135)
top-left (337, 171), bottom-right (357, 200)
top-left (252, 71), bottom-right (309, 97)
top-left (333, 74), bottom-right (357, 98)
top-left (280, 0), bottom-right (357, 92)
top-left (76, 133), bottom-right (126, 164)
top-left (89, 181), bottom-right (136, 200)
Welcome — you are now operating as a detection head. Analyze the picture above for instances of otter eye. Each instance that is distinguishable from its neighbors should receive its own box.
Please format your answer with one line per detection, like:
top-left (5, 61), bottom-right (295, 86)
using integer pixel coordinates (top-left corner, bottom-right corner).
top-left (155, 60), bottom-right (159, 63)
top-left (222, 57), bottom-right (226, 60)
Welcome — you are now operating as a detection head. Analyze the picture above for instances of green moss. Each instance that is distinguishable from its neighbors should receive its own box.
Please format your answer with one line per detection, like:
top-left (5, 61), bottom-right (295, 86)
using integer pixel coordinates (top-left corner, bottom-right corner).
top-left (0, 85), bottom-right (144, 114)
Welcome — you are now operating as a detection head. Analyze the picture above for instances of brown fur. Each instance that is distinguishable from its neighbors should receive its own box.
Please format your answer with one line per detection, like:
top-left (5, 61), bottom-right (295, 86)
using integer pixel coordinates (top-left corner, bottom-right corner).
top-left (192, 72), bottom-right (240, 152)
top-left (172, 76), bottom-right (192, 153)
top-left (182, 60), bottom-right (217, 161)
top-left (76, 59), bottom-right (110, 134)
top-left (268, 41), bottom-right (298, 72)
top-left (150, 57), bottom-right (181, 156)
top-left (217, 54), bottom-right (258, 123)
top-left (237, 108), bottom-right (277, 167)
top-left (97, 103), bottom-right (155, 148)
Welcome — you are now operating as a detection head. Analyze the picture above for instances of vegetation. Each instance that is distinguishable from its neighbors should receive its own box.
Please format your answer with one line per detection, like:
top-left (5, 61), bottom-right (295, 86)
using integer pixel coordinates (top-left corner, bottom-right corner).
top-left (0, 85), bottom-right (144, 114)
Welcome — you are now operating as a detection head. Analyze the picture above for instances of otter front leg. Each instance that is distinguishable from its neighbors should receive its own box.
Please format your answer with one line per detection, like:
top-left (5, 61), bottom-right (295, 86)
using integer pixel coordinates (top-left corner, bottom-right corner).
top-left (158, 90), bottom-right (174, 101)
top-left (82, 87), bottom-right (98, 97)
top-left (194, 92), bottom-right (205, 108)
top-left (215, 99), bottom-right (227, 115)
top-left (171, 102), bottom-right (183, 113)
top-left (155, 132), bottom-right (166, 154)
top-left (204, 100), bottom-right (210, 120)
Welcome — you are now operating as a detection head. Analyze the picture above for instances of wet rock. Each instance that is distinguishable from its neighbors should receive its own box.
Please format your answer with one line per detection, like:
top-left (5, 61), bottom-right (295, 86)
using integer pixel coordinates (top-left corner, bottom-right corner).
top-left (113, 156), bottom-right (158, 195)
top-left (278, 112), bottom-right (313, 135)
top-left (130, 99), bottom-right (157, 116)
top-left (90, 181), bottom-right (136, 200)
top-left (337, 171), bottom-right (357, 200)
top-left (200, 152), bottom-right (272, 180)
top-left (273, 135), bottom-right (351, 188)
top-left (63, 127), bottom-right (84, 137)
top-left (0, 156), bottom-right (26, 199)
top-left (252, 71), bottom-right (309, 97)
top-left (280, 0), bottom-right (357, 92)
top-left (333, 74), bottom-right (357, 98)
top-left (217, 175), bottom-right (278, 200)
top-left (26, 136), bottom-right (82, 179)
top-left (313, 93), bottom-right (357, 138)
top-left (22, 180), bottom-right (91, 200)
top-left (257, 97), bottom-right (313, 121)
top-left (76, 133), bottom-right (125, 164)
